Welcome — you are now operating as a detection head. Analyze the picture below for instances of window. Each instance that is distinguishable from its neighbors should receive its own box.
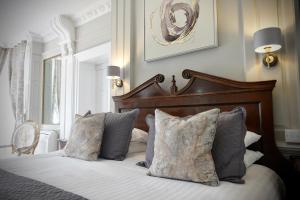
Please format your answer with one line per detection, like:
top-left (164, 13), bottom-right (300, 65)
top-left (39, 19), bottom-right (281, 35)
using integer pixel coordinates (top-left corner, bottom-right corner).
top-left (42, 55), bottom-right (61, 125)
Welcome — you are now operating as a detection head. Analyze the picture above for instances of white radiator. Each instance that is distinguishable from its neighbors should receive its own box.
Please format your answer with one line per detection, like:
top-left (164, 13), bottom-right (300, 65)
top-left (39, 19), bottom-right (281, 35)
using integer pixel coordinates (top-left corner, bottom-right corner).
top-left (35, 130), bottom-right (58, 154)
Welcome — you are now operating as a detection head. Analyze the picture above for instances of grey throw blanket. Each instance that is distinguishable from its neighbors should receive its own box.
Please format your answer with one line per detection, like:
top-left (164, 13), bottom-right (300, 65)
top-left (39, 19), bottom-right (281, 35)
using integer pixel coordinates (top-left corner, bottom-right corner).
top-left (0, 169), bottom-right (87, 200)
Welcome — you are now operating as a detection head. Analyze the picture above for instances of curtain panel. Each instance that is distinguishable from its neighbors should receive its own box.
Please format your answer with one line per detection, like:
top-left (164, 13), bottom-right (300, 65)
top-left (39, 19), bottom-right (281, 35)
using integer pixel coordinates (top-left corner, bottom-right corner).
top-left (7, 41), bottom-right (28, 127)
top-left (0, 47), bottom-right (9, 74)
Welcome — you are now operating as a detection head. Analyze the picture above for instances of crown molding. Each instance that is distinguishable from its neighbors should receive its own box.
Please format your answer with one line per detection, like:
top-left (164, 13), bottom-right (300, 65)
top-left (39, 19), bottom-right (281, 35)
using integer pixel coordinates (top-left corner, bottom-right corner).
top-left (42, 31), bottom-right (57, 43)
top-left (27, 32), bottom-right (43, 43)
top-left (41, 0), bottom-right (111, 43)
top-left (71, 0), bottom-right (111, 27)
top-left (50, 15), bottom-right (75, 55)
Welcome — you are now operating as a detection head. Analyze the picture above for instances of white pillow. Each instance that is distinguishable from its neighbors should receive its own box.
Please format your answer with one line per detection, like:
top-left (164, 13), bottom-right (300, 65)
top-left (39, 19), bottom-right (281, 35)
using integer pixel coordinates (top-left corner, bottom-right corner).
top-left (244, 131), bottom-right (261, 147)
top-left (128, 142), bottom-right (147, 154)
top-left (244, 149), bottom-right (263, 168)
top-left (131, 128), bottom-right (148, 143)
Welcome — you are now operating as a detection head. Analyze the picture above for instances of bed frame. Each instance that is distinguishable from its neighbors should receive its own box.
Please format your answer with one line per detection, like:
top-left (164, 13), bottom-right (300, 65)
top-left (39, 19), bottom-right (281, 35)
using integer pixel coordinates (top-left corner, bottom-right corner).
top-left (113, 69), bottom-right (291, 185)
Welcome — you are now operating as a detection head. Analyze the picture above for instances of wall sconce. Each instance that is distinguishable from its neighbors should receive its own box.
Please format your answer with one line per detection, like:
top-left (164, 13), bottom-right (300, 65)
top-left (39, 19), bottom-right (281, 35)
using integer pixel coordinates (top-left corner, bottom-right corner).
top-left (253, 27), bottom-right (282, 68)
top-left (107, 65), bottom-right (123, 87)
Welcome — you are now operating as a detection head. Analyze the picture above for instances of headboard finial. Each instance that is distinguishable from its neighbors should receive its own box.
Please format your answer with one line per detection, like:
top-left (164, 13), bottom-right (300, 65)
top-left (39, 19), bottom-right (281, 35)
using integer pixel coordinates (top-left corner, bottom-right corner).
top-left (170, 75), bottom-right (178, 95)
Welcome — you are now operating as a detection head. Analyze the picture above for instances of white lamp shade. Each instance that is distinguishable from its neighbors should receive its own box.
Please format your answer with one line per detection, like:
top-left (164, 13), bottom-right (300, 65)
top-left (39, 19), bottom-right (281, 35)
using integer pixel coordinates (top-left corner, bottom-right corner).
top-left (107, 65), bottom-right (120, 79)
top-left (253, 27), bottom-right (282, 53)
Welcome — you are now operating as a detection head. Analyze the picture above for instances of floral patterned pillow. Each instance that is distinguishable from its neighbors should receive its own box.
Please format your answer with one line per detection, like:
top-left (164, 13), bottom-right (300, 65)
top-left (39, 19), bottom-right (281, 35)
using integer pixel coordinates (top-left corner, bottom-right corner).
top-left (148, 109), bottom-right (220, 186)
top-left (64, 113), bottom-right (106, 161)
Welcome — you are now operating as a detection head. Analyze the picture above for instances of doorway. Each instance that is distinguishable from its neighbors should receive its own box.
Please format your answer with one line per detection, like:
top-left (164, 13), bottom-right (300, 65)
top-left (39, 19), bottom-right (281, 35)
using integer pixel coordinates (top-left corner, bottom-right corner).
top-left (74, 42), bottom-right (111, 115)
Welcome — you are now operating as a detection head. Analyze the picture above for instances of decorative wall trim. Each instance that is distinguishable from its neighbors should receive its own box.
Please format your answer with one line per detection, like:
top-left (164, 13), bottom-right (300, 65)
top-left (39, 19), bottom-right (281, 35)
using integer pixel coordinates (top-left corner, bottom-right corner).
top-left (74, 43), bottom-right (111, 116)
top-left (71, 0), bottom-right (111, 27)
top-left (41, 0), bottom-right (111, 44)
top-left (25, 32), bottom-right (43, 125)
top-left (49, 15), bottom-right (76, 139)
top-left (42, 47), bottom-right (61, 60)
top-left (26, 32), bottom-right (43, 43)
top-left (42, 31), bottom-right (57, 43)
top-left (50, 15), bottom-right (75, 55)
top-left (111, 0), bottom-right (133, 96)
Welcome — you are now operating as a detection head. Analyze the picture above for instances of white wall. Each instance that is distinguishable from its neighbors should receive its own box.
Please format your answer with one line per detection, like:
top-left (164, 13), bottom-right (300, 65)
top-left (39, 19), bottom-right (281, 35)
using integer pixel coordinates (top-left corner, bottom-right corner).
top-left (95, 65), bottom-right (110, 112)
top-left (77, 63), bottom-right (110, 114)
top-left (76, 14), bottom-right (111, 52)
top-left (77, 63), bottom-right (96, 114)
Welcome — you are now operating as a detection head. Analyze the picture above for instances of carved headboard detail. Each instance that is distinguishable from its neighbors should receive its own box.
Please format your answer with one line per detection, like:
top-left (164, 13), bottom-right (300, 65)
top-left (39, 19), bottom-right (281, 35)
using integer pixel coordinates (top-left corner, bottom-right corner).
top-left (113, 69), bottom-right (289, 180)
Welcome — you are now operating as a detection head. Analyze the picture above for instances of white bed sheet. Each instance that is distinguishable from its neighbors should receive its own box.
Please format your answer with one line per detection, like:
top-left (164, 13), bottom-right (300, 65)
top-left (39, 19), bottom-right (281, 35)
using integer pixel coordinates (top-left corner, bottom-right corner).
top-left (0, 152), bottom-right (285, 200)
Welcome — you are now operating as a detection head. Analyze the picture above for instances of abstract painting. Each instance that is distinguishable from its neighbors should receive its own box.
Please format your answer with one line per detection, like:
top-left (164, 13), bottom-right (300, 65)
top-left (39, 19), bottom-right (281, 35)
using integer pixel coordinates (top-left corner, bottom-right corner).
top-left (145, 0), bottom-right (217, 61)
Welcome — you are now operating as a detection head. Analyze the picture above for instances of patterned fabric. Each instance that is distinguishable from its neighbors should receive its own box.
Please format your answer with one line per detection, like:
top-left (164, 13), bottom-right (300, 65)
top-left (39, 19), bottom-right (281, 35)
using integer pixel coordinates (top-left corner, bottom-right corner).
top-left (100, 109), bottom-right (139, 161)
top-left (148, 109), bottom-right (220, 186)
top-left (131, 128), bottom-right (148, 143)
top-left (64, 113), bottom-right (106, 161)
top-left (8, 41), bottom-right (28, 126)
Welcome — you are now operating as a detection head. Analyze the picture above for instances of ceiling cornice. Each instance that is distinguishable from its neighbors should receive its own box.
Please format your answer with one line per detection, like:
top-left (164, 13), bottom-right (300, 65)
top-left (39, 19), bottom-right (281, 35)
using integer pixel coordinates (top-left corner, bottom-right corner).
top-left (71, 0), bottom-right (111, 27)
top-left (42, 0), bottom-right (111, 44)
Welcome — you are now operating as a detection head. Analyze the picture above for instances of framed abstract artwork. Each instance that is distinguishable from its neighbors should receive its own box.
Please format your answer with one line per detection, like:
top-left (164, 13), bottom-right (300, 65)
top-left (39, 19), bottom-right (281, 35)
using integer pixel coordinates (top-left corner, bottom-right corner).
top-left (144, 0), bottom-right (218, 61)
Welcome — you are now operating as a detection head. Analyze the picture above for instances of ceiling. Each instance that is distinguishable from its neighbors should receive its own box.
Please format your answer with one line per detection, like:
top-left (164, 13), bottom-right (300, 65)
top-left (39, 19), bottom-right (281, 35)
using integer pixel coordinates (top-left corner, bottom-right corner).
top-left (0, 0), bottom-right (106, 47)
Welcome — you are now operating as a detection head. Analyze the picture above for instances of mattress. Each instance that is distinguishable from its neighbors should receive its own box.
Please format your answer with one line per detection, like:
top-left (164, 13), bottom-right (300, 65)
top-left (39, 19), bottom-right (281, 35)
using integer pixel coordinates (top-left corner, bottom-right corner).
top-left (0, 152), bottom-right (285, 200)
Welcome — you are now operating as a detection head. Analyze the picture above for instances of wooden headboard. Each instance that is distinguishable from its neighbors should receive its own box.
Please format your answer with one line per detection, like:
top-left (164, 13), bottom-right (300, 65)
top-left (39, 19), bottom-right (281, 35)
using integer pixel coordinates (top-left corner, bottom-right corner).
top-left (113, 69), bottom-right (290, 180)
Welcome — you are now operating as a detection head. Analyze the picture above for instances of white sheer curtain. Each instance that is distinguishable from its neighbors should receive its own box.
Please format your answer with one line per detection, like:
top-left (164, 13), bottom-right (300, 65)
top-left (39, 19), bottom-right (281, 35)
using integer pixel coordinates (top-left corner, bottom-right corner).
top-left (7, 41), bottom-right (28, 127)
top-left (0, 47), bottom-right (9, 75)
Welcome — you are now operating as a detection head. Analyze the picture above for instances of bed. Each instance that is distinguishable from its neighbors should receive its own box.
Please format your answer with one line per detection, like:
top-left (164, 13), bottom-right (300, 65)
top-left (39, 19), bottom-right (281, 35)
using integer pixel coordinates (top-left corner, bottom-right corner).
top-left (0, 151), bottom-right (284, 200)
top-left (0, 69), bottom-right (291, 200)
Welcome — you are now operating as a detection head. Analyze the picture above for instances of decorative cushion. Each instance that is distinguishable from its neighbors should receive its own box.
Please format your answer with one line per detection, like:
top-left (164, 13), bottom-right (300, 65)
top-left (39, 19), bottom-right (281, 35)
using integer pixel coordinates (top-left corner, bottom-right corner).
top-left (148, 109), bottom-right (220, 186)
top-left (244, 131), bottom-right (261, 147)
top-left (64, 113), bottom-right (106, 161)
top-left (144, 114), bottom-right (155, 168)
top-left (128, 142), bottom-right (147, 154)
top-left (143, 114), bottom-right (191, 168)
top-left (131, 128), bottom-right (148, 143)
top-left (74, 110), bottom-right (92, 118)
top-left (212, 107), bottom-right (247, 184)
top-left (100, 109), bottom-right (139, 160)
top-left (244, 149), bottom-right (263, 168)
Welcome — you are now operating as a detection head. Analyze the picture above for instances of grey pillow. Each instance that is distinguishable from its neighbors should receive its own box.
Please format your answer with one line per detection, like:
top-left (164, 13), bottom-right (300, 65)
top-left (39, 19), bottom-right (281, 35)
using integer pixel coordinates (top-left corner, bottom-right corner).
top-left (64, 113), bottom-right (106, 161)
top-left (212, 107), bottom-right (247, 183)
top-left (100, 109), bottom-right (139, 160)
top-left (144, 114), bottom-right (155, 168)
top-left (148, 109), bottom-right (220, 186)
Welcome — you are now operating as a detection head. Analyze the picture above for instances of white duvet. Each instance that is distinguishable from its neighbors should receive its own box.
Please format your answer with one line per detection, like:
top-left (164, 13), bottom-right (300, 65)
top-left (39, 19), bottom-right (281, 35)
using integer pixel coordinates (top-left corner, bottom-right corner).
top-left (0, 152), bottom-right (285, 200)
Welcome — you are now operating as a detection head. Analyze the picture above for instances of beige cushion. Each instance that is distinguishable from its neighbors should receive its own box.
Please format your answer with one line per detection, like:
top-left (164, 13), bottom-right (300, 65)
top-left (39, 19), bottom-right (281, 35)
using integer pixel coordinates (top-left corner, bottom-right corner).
top-left (148, 109), bottom-right (220, 186)
top-left (131, 128), bottom-right (148, 143)
top-left (64, 113), bottom-right (106, 161)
